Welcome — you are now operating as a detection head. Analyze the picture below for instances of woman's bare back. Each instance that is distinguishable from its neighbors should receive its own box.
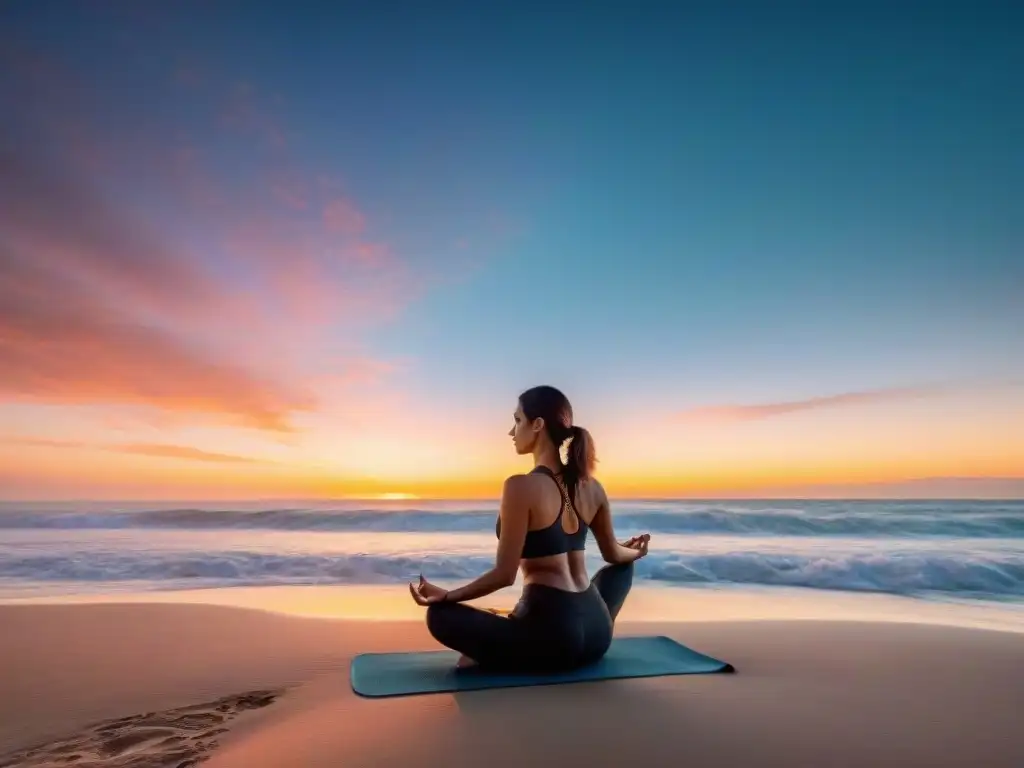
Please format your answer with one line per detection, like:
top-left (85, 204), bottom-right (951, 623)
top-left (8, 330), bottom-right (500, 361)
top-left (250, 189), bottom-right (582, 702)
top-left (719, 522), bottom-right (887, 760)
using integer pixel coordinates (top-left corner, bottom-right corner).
top-left (516, 471), bottom-right (610, 592)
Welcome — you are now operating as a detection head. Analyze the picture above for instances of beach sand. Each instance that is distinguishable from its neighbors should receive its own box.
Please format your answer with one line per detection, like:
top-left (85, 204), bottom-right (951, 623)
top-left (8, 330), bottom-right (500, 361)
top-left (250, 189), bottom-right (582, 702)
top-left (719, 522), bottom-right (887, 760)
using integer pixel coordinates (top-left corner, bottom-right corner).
top-left (1, 594), bottom-right (1023, 767)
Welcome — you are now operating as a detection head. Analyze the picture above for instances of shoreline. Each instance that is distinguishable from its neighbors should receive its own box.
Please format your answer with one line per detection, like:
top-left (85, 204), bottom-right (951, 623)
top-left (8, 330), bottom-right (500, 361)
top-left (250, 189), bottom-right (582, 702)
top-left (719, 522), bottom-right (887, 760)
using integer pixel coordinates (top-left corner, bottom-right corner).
top-left (3, 582), bottom-right (1023, 633)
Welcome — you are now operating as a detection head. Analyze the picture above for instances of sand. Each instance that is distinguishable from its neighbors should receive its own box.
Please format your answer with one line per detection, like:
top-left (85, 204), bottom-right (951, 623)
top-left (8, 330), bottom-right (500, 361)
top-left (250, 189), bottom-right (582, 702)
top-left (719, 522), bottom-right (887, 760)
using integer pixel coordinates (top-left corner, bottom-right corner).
top-left (1, 600), bottom-right (1023, 767)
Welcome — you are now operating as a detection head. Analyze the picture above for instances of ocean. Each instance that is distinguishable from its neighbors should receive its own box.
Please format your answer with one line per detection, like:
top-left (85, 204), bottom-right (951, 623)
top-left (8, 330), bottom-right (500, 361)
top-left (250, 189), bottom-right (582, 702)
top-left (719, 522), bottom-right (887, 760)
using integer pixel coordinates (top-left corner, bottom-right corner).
top-left (1, 499), bottom-right (1022, 605)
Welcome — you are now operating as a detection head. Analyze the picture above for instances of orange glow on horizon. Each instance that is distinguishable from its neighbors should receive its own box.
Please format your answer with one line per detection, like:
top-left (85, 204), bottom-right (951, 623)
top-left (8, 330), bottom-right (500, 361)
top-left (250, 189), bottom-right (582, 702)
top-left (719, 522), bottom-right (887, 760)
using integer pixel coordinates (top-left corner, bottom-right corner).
top-left (1, 380), bottom-right (1022, 500)
top-left (1, 450), bottom-right (1021, 501)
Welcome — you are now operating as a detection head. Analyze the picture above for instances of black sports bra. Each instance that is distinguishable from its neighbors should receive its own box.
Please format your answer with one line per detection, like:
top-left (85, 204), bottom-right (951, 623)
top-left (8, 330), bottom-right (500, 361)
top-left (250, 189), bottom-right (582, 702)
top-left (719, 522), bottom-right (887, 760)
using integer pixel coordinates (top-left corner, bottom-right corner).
top-left (495, 466), bottom-right (589, 558)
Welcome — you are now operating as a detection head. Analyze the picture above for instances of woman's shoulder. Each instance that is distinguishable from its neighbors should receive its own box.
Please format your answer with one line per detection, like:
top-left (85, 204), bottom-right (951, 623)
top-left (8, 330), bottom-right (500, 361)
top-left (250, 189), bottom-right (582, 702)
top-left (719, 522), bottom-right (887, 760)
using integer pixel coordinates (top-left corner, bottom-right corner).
top-left (583, 474), bottom-right (605, 491)
top-left (500, 472), bottom-right (537, 498)
top-left (576, 474), bottom-right (608, 506)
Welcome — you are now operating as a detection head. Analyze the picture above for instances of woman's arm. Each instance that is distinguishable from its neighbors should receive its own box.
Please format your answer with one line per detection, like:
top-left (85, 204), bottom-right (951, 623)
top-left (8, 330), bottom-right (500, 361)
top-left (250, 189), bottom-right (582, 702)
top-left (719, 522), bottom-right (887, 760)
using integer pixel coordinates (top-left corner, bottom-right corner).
top-left (588, 478), bottom-right (649, 565)
top-left (443, 475), bottom-right (529, 603)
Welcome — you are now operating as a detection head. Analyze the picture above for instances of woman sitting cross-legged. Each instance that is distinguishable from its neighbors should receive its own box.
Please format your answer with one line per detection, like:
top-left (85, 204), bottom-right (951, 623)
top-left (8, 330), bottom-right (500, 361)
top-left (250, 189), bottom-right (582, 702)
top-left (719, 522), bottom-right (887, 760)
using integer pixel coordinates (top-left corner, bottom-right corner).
top-left (409, 385), bottom-right (651, 673)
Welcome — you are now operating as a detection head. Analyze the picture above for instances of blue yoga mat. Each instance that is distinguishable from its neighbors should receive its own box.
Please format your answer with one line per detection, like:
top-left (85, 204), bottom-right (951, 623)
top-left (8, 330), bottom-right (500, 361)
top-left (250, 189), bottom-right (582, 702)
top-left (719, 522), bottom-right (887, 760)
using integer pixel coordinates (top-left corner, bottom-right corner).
top-left (350, 635), bottom-right (734, 698)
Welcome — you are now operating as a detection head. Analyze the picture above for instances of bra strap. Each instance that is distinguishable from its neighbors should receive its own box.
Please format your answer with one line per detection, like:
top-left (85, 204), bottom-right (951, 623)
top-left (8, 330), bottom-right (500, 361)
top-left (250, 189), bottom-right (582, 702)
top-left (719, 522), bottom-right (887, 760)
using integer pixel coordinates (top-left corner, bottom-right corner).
top-left (530, 466), bottom-right (578, 522)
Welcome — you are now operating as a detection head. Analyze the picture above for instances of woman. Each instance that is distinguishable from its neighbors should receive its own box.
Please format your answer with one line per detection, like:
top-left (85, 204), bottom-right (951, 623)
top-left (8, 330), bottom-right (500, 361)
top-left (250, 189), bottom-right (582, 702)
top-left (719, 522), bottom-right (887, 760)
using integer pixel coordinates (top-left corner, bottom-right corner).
top-left (409, 385), bottom-right (651, 673)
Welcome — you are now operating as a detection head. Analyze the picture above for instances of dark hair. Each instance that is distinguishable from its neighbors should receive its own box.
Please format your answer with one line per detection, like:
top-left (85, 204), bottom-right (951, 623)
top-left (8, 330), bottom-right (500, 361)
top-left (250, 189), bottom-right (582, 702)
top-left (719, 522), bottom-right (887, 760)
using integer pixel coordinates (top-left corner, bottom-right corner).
top-left (518, 385), bottom-right (596, 505)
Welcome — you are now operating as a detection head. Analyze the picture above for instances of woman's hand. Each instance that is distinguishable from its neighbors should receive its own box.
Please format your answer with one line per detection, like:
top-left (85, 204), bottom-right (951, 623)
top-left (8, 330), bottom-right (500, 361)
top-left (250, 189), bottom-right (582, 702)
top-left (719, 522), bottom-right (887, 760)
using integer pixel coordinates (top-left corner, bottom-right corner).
top-left (622, 533), bottom-right (651, 561)
top-left (409, 574), bottom-right (448, 606)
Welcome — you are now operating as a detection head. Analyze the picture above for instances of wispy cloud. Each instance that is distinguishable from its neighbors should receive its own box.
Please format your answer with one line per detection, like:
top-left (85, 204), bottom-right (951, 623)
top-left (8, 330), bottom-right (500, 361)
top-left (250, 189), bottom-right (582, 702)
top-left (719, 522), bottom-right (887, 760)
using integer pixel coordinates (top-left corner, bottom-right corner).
top-left (323, 198), bottom-right (367, 235)
top-left (0, 146), bottom-right (218, 315)
top-left (0, 437), bottom-right (83, 450)
top-left (0, 46), bottom-right (414, 431)
top-left (220, 81), bottom-right (288, 148)
top-left (675, 385), bottom-right (946, 424)
top-left (114, 444), bottom-right (269, 464)
top-left (270, 178), bottom-right (309, 210)
top-left (0, 436), bottom-right (267, 464)
top-left (0, 251), bottom-right (313, 431)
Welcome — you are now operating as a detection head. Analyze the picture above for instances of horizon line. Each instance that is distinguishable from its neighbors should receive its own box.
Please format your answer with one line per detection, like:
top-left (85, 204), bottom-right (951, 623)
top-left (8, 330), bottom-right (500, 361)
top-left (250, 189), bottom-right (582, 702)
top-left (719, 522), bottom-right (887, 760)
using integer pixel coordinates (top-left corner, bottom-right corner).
top-left (2, 476), bottom-right (1022, 504)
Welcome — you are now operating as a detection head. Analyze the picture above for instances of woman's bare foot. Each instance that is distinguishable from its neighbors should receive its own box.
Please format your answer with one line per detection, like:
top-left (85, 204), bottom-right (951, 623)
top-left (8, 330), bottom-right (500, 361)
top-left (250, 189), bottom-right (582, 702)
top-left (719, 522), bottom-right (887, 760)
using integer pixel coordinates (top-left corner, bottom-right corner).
top-left (455, 654), bottom-right (478, 670)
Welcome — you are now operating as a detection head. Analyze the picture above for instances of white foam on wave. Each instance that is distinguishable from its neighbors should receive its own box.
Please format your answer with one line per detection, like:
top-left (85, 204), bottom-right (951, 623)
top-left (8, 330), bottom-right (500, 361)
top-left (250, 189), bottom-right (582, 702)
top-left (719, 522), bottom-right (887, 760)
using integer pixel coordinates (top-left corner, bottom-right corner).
top-left (1, 544), bottom-right (1021, 600)
top-left (1, 501), bottom-right (1022, 537)
top-left (2, 500), bottom-right (1021, 602)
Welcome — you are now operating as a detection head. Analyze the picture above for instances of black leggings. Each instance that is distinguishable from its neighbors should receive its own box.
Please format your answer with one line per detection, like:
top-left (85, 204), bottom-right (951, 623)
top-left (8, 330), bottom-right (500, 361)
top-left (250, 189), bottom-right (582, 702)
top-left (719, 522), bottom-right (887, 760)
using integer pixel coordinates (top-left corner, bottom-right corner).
top-left (425, 562), bottom-right (634, 673)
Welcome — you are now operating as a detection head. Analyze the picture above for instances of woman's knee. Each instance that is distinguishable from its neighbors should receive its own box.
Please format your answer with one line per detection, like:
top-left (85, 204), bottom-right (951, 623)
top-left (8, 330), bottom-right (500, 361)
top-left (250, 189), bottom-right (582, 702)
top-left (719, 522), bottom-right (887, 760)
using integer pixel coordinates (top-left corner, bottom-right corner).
top-left (424, 602), bottom-right (445, 635)
top-left (425, 601), bottom-right (458, 643)
top-left (594, 560), bottom-right (634, 584)
top-left (603, 559), bottom-right (634, 572)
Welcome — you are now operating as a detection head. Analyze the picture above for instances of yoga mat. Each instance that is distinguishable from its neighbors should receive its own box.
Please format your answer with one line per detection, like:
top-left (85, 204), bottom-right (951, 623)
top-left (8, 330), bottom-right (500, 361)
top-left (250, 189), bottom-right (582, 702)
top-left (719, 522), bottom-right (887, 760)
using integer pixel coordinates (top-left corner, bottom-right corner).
top-left (350, 635), bottom-right (734, 698)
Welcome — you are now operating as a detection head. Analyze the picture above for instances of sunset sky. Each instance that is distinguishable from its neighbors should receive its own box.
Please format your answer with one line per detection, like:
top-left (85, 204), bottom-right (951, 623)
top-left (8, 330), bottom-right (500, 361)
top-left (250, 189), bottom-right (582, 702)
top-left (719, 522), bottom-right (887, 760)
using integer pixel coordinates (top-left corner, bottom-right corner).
top-left (1, 2), bottom-right (1022, 500)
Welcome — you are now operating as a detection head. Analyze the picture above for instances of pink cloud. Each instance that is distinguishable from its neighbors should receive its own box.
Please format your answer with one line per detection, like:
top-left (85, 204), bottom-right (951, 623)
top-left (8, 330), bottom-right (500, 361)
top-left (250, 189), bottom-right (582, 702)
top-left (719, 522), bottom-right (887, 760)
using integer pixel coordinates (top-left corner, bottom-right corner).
top-left (323, 198), bottom-right (366, 235)
top-left (0, 435), bottom-right (268, 464)
top-left (271, 181), bottom-right (309, 210)
top-left (347, 242), bottom-right (392, 267)
top-left (0, 148), bottom-right (219, 316)
top-left (0, 137), bottom-right (317, 431)
top-left (309, 357), bottom-right (404, 390)
top-left (220, 81), bottom-right (287, 148)
top-left (0, 46), bottom-right (421, 434)
top-left (168, 145), bottom-right (229, 216)
top-left (674, 386), bottom-right (946, 424)
top-left (220, 218), bottom-right (411, 331)
top-left (114, 444), bottom-right (269, 463)
top-left (0, 259), bottom-right (313, 431)
top-left (0, 437), bottom-right (85, 449)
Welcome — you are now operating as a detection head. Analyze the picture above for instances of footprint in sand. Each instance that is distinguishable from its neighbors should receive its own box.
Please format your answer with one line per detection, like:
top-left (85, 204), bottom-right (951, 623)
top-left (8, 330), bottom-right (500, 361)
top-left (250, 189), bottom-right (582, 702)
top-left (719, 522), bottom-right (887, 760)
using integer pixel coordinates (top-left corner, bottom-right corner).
top-left (0, 689), bottom-right (284, 768)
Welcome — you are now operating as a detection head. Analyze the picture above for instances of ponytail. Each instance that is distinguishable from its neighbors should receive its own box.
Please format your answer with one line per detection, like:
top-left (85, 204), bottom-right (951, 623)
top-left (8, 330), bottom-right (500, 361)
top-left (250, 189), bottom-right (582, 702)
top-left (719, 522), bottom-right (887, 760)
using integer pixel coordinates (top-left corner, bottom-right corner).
top-left (516, 385), bottom-right (595, 506)
top-left (563, 425), bottom-right (596, 507)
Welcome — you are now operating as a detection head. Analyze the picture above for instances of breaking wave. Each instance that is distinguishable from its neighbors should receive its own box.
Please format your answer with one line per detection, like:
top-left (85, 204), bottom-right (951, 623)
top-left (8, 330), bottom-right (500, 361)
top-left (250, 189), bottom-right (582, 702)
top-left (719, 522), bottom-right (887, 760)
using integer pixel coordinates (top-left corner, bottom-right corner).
top-left (1, 502), bottom-right (1022, 538)
top-left (1, 547), bottom-right (1021, 600)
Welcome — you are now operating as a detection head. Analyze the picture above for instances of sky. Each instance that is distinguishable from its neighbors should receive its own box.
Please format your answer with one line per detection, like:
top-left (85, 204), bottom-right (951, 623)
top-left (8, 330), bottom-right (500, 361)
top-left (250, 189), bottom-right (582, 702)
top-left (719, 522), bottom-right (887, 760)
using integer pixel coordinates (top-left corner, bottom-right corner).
top-left (1, 1), bottom-right (1022, 500)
